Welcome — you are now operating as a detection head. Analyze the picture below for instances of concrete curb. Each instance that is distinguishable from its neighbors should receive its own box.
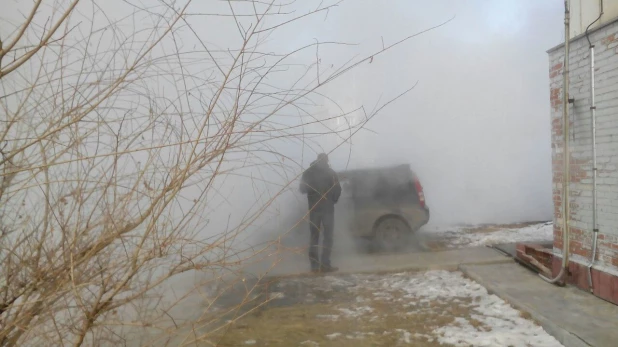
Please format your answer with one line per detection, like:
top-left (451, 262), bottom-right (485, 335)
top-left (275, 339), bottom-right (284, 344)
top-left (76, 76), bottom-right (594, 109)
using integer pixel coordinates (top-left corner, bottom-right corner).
top-left (459, 264), bottom-right (591, 347)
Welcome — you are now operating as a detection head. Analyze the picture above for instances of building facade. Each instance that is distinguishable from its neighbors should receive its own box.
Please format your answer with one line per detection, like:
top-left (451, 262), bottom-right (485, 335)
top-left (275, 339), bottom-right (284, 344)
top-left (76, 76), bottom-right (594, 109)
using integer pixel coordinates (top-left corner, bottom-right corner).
top-left (548, 1), bottom-right (618, 303)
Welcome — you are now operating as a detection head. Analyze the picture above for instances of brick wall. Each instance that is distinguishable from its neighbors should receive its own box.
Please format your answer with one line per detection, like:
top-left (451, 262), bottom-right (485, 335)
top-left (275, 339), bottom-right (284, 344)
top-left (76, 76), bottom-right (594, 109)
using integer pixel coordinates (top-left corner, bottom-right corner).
top-left (549, 19), bottom-right (618, 298)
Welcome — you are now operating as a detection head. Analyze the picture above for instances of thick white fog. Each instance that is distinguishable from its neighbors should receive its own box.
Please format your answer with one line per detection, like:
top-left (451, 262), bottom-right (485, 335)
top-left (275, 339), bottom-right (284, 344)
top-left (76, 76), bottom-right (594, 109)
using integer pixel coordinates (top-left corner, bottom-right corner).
top-left (0, 0), bottom-right (570, 343)
top-left (0, 0), bottom-right (565, 243)
top-left (256, 0), bottom-right (565, 228)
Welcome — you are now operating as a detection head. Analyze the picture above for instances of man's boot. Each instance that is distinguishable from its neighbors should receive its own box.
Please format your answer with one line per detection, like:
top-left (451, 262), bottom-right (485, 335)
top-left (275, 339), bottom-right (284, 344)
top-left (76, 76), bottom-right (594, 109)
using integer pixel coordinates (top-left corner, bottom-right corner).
top-left (320, 264), bottom-right (338, 273)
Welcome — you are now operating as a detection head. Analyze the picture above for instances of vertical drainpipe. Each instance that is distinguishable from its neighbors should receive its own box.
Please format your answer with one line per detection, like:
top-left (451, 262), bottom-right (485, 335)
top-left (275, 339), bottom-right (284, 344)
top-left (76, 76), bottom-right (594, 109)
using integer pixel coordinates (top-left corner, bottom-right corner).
top-left (542, 0), bottom-right (571, 284)
top-left (587, 1), bottom-right (603, 293)
top-left (587, 45), bottom-right (599, 292)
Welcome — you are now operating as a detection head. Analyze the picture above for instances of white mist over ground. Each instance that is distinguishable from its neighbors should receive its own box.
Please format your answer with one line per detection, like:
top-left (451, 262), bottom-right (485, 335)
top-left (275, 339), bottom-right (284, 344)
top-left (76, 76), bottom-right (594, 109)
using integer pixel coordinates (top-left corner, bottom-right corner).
top-left (0, 1), bottom-right (564, 246)
top-left (220, 0), bottom-right (565, 243)
top-left (0, 1), bottom-right (568, 343)
top-left (241, 0), bottom-right (565, 253)
top-left (311, 0), bottom-right (564, 225)
top-left (159, 1), bottom-right (565, 341)
top-left (225, 0), bottom-right (566, 264)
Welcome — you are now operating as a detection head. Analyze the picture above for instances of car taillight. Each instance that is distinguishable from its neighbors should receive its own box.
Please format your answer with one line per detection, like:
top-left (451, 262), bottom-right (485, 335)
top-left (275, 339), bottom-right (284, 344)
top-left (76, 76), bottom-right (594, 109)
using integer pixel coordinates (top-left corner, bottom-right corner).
top-left (414, 178), bottom-right (425, 208)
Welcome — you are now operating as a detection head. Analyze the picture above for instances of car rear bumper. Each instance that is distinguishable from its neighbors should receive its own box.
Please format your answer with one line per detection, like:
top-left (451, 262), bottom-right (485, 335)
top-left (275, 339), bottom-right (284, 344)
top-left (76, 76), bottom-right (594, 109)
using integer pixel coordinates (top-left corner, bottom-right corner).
top-left (409, 206), bottom-right (430, 231)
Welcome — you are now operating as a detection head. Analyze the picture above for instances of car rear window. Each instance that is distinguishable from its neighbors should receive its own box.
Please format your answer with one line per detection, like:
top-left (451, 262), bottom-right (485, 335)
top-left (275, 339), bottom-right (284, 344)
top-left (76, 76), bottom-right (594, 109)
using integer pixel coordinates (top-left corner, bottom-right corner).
top-left (339, 167), bottom-right (419, 202)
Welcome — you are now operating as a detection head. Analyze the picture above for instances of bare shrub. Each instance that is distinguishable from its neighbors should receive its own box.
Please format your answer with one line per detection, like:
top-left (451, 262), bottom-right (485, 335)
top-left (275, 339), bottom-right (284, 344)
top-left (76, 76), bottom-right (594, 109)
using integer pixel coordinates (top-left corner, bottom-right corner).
top-left (0, 0), bottom-right (448, 345)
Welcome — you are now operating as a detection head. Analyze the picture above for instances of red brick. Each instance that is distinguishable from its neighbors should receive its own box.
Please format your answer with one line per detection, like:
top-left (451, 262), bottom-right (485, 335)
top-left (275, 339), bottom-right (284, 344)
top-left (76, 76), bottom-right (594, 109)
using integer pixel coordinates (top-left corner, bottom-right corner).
top-left (548, 32), bottom-right (618, 297)
top-left (569, 241), bottom-right (590, 258)
top-left (555, 241), bottom-right (563, 250)
top-left (550, 88), bottom-right (562, 111)
top-left (599, 271), bottom-right (613, 301)
top-left (551, 257), bottom-right (565, 286)
top-left (551, 117), bottom-right (562, 134)
top-left (559, 262), bottom-right (618, 304)
top-left (593, 269), bottom-right (601, 295)
top-left (570, 229), bottom-right (584, 241)
top-left (578, 265), bottom-right (589, 289)
top-left (602, 33), bottom-right (617, 45)
top-left (516, 243), bottom-right (526, 253)
top-left (612, 276), bottom-right (618, 304)
top-left (566, 262), bottom-right (579, 286)
top-left (516, 243), bottom-right (554, 272)
top-left (549, 63), bottom-right (562, 78)
top-left (552, 257), bottom-right (560, 274)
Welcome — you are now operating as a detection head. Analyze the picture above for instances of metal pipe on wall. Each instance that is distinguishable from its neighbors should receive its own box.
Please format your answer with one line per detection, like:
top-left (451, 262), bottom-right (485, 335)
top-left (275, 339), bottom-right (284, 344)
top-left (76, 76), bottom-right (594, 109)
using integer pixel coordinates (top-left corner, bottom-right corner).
top-left (586, 46), bottom-right (599, 292)
top-left (542, 0), bottom-right (571, 284)
top-left (587, 0), bottom-right (603, 293)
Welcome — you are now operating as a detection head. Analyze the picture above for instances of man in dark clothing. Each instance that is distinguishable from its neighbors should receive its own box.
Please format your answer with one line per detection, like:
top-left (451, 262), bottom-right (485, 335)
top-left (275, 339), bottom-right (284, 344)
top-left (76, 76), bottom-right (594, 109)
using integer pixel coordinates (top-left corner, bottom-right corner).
top-left (299, 153), bottom-right (342, 273)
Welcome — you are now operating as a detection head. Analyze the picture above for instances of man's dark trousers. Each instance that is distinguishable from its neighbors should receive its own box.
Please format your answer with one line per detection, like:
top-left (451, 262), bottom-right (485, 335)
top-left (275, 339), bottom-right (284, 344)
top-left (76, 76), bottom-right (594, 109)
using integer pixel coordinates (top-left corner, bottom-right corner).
top-left (308, 208), bottom-right (334, 270)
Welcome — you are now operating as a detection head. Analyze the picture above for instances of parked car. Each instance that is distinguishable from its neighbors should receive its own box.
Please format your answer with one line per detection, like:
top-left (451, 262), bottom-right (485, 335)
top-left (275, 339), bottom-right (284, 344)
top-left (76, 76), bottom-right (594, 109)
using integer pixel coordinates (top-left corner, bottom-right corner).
top-left (336, 164), bottom-right (430, 252)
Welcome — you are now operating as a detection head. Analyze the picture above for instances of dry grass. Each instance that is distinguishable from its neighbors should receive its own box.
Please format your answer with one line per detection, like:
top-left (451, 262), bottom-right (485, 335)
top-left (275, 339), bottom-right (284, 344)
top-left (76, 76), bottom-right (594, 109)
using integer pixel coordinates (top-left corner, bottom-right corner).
top-left (212, 274), bottom-right (487, 346)
top-left (215, 294), bottom-right (476, 346)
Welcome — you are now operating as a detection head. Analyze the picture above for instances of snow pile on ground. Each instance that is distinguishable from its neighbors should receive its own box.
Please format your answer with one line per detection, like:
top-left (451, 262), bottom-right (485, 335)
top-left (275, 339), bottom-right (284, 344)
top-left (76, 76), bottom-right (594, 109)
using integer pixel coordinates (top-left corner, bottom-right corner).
top-left (346, 270), bottom-right (562, 346)
top-left (423, 224), bottom-right (471, 234)
top-left (466, 222), bottom-right (553, 246)
top-left (424, 222), bottom-right (554, 248)
top-left (224, 270), bottom-right (563, 346)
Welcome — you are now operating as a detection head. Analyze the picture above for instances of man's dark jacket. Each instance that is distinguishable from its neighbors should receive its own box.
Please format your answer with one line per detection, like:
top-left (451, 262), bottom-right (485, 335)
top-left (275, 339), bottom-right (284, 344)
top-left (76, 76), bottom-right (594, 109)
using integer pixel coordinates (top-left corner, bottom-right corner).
top-left (300, 161), bottom-right (342, 212)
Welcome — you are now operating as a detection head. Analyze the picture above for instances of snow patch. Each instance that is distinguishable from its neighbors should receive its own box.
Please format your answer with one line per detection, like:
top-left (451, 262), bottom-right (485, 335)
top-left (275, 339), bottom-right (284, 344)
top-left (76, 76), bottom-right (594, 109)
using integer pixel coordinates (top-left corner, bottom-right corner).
top-left (315, 314), bottom-right (339, 321)
top-left (275, 269), bottom-right (561, 346)
top-left (325, 332), bottom-right (342, 340)
top-left (322, 276), bottom-right (356, 288)
top-left (465, 223), bottom-right (553, 247)
top-left (395, 329), bottom-right (413, 343)
top-left (373, 271), bottom-right (562, 347)
top-left (337, 306), bottom-right (373, 318)
top-left (348, 270), bottom-right (562, 346)
top-left (427, 222), bottom-right (553, 248)
top-left (355, 296), bottom-right (367, 303)
top-left (344, 331), bottom-right (374, 340)
top-left (371, 291), bottom-right (394, 300)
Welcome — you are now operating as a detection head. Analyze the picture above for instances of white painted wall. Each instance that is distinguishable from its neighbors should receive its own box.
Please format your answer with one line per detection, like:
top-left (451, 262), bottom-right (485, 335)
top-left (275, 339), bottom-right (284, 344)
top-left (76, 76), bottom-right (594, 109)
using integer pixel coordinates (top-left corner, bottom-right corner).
top-left (570, 0), bottom-right (618, 38)
top-left (549, 19), bottom-right (618, 271)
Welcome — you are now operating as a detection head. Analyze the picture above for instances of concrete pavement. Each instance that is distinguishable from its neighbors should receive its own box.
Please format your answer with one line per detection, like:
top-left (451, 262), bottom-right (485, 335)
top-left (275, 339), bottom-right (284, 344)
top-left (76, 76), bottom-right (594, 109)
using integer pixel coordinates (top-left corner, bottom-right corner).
top-left (247, 245), bottom-right (513, 277)
top-left (255, 246), bottom-right (618, 347)
top-left (130, 245), bottom-right (618, 346)
top-left (460, 262), bottom-right (618, 347)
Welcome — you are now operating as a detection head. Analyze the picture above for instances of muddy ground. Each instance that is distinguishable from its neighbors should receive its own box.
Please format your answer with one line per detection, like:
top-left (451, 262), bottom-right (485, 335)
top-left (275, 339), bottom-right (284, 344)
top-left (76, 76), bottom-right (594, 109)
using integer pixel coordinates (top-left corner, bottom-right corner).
top-left (191, 222), bottom-right (557, 346)
top-left (204, 271), bottom-right (558, 346)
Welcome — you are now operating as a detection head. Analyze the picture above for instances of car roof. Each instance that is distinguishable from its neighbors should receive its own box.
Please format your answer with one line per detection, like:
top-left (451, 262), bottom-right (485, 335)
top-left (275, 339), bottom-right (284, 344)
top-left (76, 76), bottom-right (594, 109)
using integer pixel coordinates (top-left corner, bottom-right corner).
top-left (337, 164), bottom-right (419, 185)
top-left (338, 163), bottom-right (416, 175)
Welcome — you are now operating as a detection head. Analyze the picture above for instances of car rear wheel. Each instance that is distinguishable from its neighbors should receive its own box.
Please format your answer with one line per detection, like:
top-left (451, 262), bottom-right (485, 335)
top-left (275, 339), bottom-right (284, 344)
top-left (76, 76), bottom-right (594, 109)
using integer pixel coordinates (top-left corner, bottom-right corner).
top-left (373, 217), bottom-right (411, 252)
